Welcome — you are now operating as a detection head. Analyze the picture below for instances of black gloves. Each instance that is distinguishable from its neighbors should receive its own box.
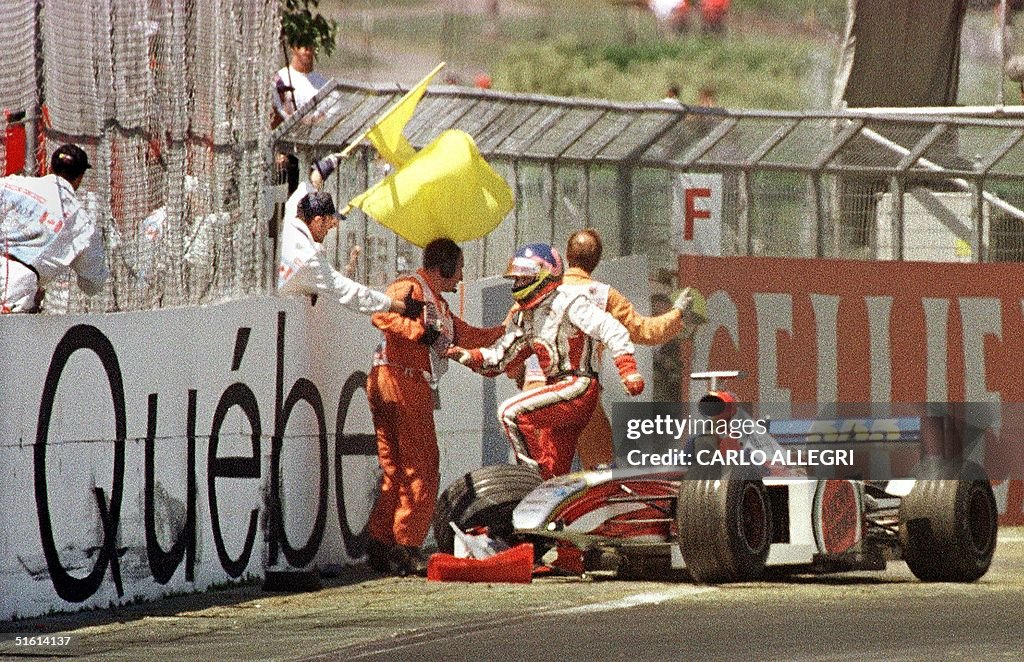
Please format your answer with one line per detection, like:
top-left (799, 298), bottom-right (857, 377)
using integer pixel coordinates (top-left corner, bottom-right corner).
top-left (401, 291), bottom-right (425, 319)
top-left (312, 155), bottom-right (338, 181)
top-left (419, 324), bottom-right (441, 346)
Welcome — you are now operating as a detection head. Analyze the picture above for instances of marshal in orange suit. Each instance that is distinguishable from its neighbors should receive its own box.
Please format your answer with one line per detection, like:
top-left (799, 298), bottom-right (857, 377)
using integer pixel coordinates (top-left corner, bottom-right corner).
top-left (365, 238), bottom-right (503, 576)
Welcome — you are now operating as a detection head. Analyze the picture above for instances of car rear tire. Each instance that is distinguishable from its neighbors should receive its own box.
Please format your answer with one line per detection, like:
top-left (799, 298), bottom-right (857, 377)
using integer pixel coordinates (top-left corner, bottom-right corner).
top-left (899, 459), bottom-right (998, 582)
top-left (433, 464), bottom-right (543, 554)
top-left (676, 465), bottom-right (773, 584)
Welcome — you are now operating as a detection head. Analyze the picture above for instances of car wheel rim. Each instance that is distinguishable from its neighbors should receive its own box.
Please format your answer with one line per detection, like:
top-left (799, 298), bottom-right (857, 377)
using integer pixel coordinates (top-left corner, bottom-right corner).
top-left (739, 483), bottom-right (767, 553)
top-left (967, 484), bottom-right (995, 557)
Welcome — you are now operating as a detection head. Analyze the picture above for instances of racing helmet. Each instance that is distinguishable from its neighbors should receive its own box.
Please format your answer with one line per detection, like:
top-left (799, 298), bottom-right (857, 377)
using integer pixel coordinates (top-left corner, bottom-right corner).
top-left (505, 243), bottom-right (564, 309)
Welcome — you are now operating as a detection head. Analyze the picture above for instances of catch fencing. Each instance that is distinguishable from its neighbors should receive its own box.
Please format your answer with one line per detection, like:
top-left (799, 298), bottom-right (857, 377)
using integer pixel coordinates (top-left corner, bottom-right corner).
top-left (0, 0), bottom-right (279, 312)
top-left (6, 15), bottom-right (1024, 312)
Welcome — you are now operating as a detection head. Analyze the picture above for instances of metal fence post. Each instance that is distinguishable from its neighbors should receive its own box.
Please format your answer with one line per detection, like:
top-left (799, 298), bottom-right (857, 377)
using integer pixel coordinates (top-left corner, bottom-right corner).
top-left (616, 165), bottom-right (634, 256)
top-left (809, 174), bottom-right (827, 257)
top-left (547, 163), bottom-right (557, 244)
top-left (973, 178), bottom-right (986, 262)
top-left (889, 176), bottom-right (905, 261)
top-left (738, 170), bottom-right (752, 256)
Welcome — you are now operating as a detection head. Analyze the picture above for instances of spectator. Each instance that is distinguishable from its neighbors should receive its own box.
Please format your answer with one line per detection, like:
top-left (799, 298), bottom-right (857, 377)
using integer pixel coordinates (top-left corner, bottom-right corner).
top-left (365, 238), bottom-right (503, 577)
top-left (661, 0), bottom-right (693, 34)
top-left (272, 39), bottom-right (329, 124)
top-left (662, 84), bottom-right (683, 104)
top-left (447, 243), bottom-right (647, 480)
top-left (700, 0), bottom-right (730, 34)
top-left (276, 189), bottom-right (421, 318)
top-left (1, 144), bottom-right (109, 313)
top-left (697, 84), bottom-right (719, 107)
top-left (474, 72), bottom-right (493, 89)
top-left (272, 38), bottom-right (329, 194)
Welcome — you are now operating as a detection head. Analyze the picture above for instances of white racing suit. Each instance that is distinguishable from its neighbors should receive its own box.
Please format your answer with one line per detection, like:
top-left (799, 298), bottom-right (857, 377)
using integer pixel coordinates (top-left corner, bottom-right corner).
top-left (276, 184), bottom-right (392, 314)
top-left (0, 174), bottom-right (107, 312)
top-left (477, 285), bottom-right (637, 479)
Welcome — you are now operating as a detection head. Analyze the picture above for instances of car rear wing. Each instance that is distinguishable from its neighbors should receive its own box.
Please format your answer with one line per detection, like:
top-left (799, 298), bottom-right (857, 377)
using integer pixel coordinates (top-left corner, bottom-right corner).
top-left (767, 415), bottom-right (963, 460)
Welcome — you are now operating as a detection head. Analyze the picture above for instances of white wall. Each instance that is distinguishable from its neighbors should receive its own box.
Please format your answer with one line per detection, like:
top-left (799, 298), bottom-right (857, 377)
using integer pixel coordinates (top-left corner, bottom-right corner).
top-left (0, 259), bottom-right (652, 620)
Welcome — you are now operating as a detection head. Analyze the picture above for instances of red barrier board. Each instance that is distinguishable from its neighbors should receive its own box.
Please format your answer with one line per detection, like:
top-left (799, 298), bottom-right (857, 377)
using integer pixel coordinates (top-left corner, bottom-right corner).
top-left (678, 254), bottom-right (1024, 525)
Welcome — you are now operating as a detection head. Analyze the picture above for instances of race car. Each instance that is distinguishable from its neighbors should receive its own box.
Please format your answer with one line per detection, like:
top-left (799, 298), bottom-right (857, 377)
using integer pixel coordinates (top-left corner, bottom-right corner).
top-left (433, 371), bottom-right (998, 583)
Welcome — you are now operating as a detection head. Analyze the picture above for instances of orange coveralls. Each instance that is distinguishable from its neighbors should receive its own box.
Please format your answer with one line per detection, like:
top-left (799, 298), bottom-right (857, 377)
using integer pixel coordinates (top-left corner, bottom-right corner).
top-left (366, 269), bottom-right (503, 548)
top-left (562, 266), bottom-right (685, 469)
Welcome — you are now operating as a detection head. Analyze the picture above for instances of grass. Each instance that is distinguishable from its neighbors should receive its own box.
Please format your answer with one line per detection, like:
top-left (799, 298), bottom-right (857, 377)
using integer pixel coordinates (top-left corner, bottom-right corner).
top-left (319, 1), bottom-right (1014, 110)
top-left (493, 33), bottom-right (817, 109)
top-left (322, 0), bottom-right (843, 109)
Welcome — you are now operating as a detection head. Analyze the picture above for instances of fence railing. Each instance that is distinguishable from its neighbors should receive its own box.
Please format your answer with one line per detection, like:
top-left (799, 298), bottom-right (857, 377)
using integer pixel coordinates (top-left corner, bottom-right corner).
top-left (276, 80), bottom-right (1024, 291)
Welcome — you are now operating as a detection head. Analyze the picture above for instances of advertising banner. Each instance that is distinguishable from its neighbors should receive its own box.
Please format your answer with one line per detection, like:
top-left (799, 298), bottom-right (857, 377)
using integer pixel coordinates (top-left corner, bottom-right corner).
top-left (678, 253), bottom-right (1024, 524)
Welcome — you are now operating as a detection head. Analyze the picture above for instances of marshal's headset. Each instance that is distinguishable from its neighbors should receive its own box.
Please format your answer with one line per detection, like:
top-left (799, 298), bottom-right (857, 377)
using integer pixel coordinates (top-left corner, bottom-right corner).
top-left (439, 251), bottom-right (458, 279)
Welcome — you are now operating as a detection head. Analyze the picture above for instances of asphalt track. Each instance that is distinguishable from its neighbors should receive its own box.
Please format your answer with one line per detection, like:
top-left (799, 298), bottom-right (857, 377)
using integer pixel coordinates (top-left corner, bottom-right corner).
top-left (1, 530), bottom-right (1021, 661)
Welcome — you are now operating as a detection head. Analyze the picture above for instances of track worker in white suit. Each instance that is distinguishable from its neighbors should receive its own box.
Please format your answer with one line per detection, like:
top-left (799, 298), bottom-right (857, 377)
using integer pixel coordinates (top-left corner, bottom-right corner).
top-left (1, 144), bottom-right (108, 313)
top-left (276, 189), bottom-right (421, 318)
top-left (447, 243), bottom-right (647, 480)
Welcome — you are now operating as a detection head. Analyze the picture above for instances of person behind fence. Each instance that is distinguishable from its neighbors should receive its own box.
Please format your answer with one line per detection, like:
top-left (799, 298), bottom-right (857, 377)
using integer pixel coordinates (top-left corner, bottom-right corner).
top-left (271, 37), bottom-right (329, 193)
top-left (446, 243), bottom-right (646, 480)
top-left (1, 144), bottom-right (109, 313)
top-left (365, 238), bottom-right (504, 577)
top-left (662, 83), bottom-right (683, 104)
top-left (304, 154), bottom-right (363, 278)
top-left (518, 228), bottom-right (707, 469)
top-left (276, 190), bottom-right (421, 317)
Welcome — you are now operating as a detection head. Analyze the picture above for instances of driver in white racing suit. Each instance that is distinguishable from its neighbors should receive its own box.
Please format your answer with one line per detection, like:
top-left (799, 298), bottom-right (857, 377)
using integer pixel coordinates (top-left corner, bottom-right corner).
top-left (447, 243), bottom-right (646, 479)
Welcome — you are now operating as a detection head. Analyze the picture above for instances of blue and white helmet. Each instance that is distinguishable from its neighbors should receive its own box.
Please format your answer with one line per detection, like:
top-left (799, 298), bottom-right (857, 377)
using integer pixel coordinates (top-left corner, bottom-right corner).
top-left (504, 243), bottom-right (564, 308)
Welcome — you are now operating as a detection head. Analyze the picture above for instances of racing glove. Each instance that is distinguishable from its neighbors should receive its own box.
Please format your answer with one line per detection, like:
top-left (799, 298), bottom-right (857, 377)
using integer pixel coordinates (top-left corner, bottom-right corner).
top-left (446, 346), bottom-right (484, 371)
top-left (401, 291), bottom-right (425, 320)
top-left (614, 354), bottom-right (645, 397)
top-left (673, 287), bottom-right (707, 327)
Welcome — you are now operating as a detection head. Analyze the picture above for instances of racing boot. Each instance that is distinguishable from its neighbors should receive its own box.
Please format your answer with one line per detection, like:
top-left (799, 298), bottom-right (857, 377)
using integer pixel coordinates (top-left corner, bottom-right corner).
top-left (390, 545), bottom-right (429, 577)
top-left (365, 537), bottom-right (392, 575)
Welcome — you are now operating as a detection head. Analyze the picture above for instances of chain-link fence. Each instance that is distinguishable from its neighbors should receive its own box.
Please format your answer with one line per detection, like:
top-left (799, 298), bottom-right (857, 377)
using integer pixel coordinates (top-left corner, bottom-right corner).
top-left (271, 80), bottom-right (1024, 402)
top-left (7, 28), bottom-right (1024, 314)
top-left (1, 0), bottom-right (279, 312)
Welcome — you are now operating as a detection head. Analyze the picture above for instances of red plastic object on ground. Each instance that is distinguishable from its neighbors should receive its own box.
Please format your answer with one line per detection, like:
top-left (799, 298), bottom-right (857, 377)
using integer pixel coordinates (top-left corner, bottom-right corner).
top-left (427, 543), bottom-right (534, 583)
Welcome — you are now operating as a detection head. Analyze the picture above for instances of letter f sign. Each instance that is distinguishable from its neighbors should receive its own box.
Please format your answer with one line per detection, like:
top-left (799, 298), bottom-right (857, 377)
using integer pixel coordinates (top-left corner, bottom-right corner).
top-left (684, 188), bottom-right (711, 240)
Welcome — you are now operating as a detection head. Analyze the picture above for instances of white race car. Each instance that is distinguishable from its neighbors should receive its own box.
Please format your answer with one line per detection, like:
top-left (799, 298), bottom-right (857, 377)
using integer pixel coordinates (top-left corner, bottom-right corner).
top-left (434, 372), bottom-right (998, 583)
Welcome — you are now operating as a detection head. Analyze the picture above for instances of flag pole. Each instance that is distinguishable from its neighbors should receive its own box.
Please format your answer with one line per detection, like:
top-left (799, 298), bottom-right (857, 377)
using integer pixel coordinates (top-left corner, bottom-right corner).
top-left (334, 61), bottom-right (446, 161)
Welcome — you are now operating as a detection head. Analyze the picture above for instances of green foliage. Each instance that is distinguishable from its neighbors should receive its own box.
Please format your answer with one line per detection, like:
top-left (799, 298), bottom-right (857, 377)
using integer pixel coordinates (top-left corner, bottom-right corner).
top-left (326, 0), bottom-right (838, 109)
top-left (494, 34), bottom-right (816, 109)
top-left (281, 0), bottom-right (339, 55)
top-left (737, 0), bottom-right (847, 31)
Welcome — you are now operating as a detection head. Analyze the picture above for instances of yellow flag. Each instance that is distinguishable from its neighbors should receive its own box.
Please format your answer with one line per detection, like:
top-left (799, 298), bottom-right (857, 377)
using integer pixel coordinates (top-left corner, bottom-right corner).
top-left (365, 63), bottom-right (443, 167)
top-left (349, 130), bottom-right (514, 248)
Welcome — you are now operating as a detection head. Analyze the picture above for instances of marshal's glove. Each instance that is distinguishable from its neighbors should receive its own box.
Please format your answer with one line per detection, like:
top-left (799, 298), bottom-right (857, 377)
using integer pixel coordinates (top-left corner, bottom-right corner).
top-left (673, 286), bottom-right (707, 327)
top-left (401, 290), bottom-right (425, 320)
top-left (419, 322), bottom-right (441, 346)
top-left (309, 154), bottom-right (339, 190)
top-left (446, 346), bottom-right (484, 371)
top-left (614, 354), bottom-right (645, 397)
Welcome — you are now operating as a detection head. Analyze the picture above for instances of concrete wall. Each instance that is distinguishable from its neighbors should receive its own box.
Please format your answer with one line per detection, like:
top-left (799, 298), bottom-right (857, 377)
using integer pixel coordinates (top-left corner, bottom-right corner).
top-left (0, 259), bottom-right (652, 620)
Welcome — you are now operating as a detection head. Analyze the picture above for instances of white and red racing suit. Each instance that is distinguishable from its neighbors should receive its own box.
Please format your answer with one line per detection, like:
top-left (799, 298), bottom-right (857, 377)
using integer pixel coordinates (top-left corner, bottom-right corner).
top-left (475, 285), bottom-right (638, 479)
